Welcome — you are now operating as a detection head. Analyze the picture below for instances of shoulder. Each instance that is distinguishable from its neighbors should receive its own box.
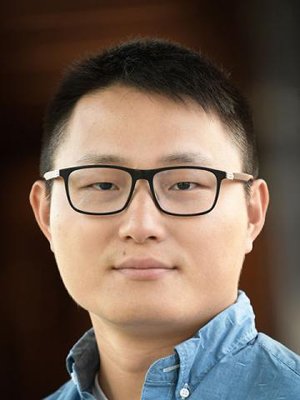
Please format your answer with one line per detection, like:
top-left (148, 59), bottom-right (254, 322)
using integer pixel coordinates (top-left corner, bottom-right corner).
top-left (229, 331), bottom-right (300, 396)
top-left (254, 332), bottom-right (300, 378)
top-left (43, 379), bottom-right (80, 400)
top-left (193, 332), bottom-right (300, 398)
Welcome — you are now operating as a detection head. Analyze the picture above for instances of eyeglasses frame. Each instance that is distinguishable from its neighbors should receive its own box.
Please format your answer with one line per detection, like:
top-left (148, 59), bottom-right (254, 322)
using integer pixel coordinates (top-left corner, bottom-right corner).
top-left (43, 165), bottom-right (253, 217)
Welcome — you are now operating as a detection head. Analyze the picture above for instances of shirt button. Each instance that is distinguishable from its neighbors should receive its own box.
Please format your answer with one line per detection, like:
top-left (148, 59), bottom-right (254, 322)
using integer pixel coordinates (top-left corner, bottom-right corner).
top-left (180, 385), bottom-right (190, 398)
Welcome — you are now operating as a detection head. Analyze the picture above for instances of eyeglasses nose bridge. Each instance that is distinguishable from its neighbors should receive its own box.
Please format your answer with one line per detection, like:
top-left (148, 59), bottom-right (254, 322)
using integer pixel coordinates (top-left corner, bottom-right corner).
top-left (128, 169), bottom-right (157, 204)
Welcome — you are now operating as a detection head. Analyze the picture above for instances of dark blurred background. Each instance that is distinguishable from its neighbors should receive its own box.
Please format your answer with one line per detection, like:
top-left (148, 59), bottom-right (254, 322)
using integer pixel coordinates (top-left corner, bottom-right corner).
top-left (1, 0), bottom-right (299, 398)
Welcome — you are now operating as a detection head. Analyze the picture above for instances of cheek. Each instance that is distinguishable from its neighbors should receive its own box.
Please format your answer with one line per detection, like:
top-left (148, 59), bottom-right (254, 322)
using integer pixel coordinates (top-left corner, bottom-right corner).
top-left (50, 184), bottom-right (109, 259)
top-left (52, 219), bottom-right (114, 306)
top-left (178, 208), bottom-right (248, 282)
top-left (49, 191), bottom-right (113, 296)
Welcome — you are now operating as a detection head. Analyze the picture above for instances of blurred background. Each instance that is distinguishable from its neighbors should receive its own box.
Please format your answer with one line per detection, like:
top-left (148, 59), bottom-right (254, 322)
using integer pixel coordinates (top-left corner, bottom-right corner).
top-left (1, 0), bottom-right (299, 398)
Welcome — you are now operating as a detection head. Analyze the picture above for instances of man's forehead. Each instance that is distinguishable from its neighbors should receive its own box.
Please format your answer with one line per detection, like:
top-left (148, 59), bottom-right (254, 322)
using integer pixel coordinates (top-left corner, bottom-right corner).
top-left (75, 151), bottom-right (214, 168)
top-left (59, 87), bottom-right (243, 171)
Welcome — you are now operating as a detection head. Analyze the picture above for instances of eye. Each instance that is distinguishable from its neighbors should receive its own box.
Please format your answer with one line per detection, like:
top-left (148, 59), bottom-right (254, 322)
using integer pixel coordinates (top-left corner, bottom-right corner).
top-left (92, 182), bottom-right (118, 190)
top-left (171, 182), bottom-right (199, 191)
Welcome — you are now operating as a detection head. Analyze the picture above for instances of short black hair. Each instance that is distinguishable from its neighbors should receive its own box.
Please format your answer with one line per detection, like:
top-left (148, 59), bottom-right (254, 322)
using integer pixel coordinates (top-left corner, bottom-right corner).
top-left (41, 38), bottom-right (258, 198)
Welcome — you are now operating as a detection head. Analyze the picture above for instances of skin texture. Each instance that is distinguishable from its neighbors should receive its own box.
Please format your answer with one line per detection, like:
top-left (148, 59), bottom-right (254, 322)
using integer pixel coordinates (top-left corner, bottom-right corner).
top-left (30, 85), bottom-right (269, 400)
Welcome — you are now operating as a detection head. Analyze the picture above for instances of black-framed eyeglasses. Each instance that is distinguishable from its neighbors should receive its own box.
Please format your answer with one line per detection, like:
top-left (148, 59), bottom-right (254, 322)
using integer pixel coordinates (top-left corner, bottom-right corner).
top-left (43, 165), bottom-right (253, 217)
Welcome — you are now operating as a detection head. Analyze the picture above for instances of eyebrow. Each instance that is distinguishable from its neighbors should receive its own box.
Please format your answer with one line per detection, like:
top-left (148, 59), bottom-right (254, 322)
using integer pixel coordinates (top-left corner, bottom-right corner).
top-left (76, 152), bottom-right (213, 167)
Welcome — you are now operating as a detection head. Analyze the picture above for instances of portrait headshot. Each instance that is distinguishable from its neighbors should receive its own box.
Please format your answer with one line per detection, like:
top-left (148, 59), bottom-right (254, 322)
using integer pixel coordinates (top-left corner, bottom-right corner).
top-left (29, 37), bottom-right (300, 399)
top-left (2, 2), bottom-right (300, 400)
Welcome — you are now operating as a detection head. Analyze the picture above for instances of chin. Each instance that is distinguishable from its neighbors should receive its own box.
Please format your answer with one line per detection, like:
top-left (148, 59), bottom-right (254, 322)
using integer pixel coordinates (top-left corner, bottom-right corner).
top-left (92, 303), bottom-right (180, 326)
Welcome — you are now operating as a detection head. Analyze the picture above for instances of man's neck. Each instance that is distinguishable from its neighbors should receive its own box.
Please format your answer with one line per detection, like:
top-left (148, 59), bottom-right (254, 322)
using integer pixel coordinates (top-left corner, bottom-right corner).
top-left (89, 316), bottom-right (203, 400)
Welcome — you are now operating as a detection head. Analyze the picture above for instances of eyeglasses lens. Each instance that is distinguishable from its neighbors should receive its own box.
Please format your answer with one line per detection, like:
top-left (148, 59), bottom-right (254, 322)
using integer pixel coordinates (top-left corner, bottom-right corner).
top-left (68, 167), bottom-right (217, 215)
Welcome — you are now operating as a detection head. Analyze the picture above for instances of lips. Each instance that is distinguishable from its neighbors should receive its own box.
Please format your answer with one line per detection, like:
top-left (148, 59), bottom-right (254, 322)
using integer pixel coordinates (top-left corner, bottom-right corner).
top-left (114, 258), bottom-right (174, 270)
top-left (113, 258), bottom-right (176, 280)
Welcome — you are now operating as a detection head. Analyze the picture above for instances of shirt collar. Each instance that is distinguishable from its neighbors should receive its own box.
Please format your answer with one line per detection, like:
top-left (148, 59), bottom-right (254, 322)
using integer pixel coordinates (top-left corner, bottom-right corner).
top-left (66, 328), bottom-right (99, 392)
top-left (66, 290), bottom-right (257, 393)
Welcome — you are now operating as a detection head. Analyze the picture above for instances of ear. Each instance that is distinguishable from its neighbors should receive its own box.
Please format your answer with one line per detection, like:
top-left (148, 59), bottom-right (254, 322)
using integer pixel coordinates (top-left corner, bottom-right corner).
top-left (29, 180), bottom-right (54, 253)
top-left (245, 179), bottom-right (269, 254)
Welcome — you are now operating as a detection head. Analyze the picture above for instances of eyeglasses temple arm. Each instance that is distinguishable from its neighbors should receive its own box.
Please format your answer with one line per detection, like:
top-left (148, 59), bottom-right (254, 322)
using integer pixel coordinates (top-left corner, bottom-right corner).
top-left (44, 170), bottom-right (60, 181)
top-left (226, 172), bottom-right (254, 182)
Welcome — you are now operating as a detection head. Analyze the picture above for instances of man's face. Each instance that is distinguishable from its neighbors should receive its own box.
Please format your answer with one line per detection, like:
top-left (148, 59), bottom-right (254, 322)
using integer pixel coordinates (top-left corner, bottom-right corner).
top-left (40, 86), bottom-right (255, 333)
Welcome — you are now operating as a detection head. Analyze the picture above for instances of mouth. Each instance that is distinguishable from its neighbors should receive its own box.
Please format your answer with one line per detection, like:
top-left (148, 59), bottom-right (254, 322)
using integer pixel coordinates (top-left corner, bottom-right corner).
top-left (113, 258), bottom-right (176, 281)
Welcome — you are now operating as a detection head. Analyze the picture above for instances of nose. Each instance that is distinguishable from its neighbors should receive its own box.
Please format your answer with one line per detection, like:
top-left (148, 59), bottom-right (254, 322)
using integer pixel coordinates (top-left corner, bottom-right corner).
top-left (118, 180), bottom-right (167, 244)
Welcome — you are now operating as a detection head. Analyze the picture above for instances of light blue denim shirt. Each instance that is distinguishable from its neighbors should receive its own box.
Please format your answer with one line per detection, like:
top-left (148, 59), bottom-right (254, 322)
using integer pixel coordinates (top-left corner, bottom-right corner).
top-left (45, 291), bottom-right (300, 399)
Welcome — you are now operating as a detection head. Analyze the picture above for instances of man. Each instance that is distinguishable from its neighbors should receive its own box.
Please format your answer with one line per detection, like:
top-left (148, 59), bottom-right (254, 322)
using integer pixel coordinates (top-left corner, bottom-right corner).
top-left (30, 38), bottom-right (300, 400)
